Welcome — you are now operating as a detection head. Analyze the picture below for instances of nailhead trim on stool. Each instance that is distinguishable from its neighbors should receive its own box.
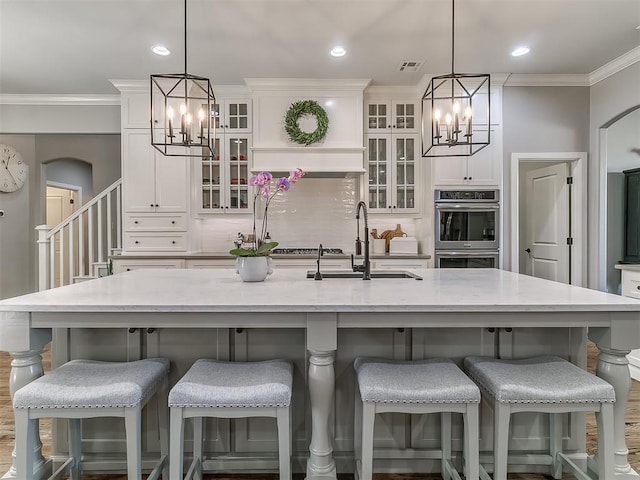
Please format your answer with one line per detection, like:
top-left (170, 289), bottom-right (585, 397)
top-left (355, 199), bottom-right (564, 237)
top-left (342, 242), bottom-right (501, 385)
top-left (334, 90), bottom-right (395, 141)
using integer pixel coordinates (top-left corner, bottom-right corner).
top-left (168, 359), bottom-right (293, 480)
top-left (13, 358), bottom-right (170, 480)
top-left (354, 357), bottom-right (482, 480)
top-left (464, 355), bottom-right (615, 480)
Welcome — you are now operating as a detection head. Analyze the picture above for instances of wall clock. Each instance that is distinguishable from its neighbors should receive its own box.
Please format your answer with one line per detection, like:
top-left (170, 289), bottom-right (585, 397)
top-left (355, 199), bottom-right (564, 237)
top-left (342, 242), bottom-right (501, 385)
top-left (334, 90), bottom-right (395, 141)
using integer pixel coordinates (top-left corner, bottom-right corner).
top-left (0, 144), bottom-right (27, 193)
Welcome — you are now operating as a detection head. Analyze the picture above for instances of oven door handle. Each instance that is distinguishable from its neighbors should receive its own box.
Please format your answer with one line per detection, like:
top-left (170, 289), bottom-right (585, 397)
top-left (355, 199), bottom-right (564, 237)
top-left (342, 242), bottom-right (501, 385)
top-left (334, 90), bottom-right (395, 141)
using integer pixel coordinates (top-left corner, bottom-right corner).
top-left (435, 204), bottom-right (499, 210)
top-left (436, 250), bottom-right (500, 258)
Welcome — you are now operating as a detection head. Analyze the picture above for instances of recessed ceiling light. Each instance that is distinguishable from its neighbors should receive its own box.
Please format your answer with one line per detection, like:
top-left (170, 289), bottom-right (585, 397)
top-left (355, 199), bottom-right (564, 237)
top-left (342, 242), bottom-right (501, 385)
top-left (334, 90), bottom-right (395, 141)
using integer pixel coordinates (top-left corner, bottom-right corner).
top-left (511, 46), bottom-right (530, 57)
top-left (330, 46), bottom-right (346, 57)
top-left (152, 45), bottom-right (171, 56)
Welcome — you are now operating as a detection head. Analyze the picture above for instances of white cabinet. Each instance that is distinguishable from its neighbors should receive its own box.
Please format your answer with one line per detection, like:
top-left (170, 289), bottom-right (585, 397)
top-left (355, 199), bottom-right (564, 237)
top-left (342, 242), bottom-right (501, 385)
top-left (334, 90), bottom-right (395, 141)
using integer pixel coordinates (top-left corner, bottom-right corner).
top-left (365, 133), bottom-right (419, 213)
top-left (432, 128), bottom-right (501, 187)
top-left (198, 134), bottom-right (253, 213)
top-left (365, 99), bottom-right (418, 133)
top-left (111, 258), bottom-right (184, 274)
top-left (213, 98), bottom-right (251, 134)
top-left (273, 257), bottom-right (350, 270)
top-left (122, 130), bottom-right (188, 213)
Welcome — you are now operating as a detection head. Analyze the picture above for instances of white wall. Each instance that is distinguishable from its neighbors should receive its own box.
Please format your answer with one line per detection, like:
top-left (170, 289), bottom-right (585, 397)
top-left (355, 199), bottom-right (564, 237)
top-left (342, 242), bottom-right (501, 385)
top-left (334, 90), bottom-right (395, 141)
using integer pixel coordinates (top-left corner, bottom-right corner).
top-left (590, 62), bottom-right (640, 290)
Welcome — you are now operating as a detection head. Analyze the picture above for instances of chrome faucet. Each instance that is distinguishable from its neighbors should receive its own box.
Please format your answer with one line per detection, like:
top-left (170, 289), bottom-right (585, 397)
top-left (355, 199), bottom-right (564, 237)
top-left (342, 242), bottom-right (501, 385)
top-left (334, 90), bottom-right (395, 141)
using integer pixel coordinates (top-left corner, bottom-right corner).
top-left (351, 201), bottom-right (371, 280)
top-left (314, 244), bottom-right (324, 280)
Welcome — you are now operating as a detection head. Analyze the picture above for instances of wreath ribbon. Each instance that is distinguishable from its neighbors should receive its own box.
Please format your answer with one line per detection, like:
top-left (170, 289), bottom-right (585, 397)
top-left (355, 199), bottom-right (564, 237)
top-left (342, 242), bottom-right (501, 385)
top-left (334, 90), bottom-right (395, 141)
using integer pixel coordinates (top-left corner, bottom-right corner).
top-left (284, 100), bottom-right (329, 146)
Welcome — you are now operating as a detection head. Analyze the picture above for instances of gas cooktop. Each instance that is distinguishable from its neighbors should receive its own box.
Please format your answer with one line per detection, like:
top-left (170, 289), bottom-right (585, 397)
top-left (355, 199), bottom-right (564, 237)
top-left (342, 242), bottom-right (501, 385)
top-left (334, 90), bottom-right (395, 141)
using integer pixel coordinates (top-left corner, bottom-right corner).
top-left (272, 248), bottom-right (344, 255)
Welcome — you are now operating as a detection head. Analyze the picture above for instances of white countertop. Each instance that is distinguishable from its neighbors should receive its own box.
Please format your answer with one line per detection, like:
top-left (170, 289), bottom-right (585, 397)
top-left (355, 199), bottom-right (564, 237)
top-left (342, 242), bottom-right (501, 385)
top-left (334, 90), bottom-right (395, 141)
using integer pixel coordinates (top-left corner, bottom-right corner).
top-left (615, 263), bottom-right (640, 271)
top-left (1, 268), bottom-right (639, 314)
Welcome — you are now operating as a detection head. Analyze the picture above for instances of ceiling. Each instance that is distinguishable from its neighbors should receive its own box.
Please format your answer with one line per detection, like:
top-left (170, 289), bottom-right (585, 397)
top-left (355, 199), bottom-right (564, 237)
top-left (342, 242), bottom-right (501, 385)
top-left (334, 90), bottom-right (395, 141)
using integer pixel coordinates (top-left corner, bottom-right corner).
top-left (1, 0), bottom-right (639, 96)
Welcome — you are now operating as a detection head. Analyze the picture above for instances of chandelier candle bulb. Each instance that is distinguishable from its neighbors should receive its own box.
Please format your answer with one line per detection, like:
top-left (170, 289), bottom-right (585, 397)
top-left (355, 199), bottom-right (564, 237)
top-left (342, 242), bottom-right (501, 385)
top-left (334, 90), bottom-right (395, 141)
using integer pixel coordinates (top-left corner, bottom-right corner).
top-left (434, 109), bottom-right (442, 141)
top-left (167, 107), bottom-right (174, 138)
top-left (453, 101), bottom-right (461, 134)
top-left (445, 113), bottom-right (453, 143)
top-left (198, 109), bottom-right (205, 140)
top-left (464, 106), bottom-right (472, 137)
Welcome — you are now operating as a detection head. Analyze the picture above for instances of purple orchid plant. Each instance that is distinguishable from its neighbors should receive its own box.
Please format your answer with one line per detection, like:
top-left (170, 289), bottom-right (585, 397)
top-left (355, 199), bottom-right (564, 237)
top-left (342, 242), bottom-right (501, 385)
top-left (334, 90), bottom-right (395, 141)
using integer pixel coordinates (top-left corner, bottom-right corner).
top-left (229, 168), bottom-right (305, 257)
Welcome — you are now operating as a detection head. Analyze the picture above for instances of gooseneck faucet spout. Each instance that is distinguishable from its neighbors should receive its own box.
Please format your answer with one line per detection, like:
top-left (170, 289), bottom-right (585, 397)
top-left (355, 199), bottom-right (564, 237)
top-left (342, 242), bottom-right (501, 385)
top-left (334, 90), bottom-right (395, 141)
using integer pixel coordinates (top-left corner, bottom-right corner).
top-left (314, 244), bottom-right (324, 280)
top-left (351, 201), bottom-right (371, 280)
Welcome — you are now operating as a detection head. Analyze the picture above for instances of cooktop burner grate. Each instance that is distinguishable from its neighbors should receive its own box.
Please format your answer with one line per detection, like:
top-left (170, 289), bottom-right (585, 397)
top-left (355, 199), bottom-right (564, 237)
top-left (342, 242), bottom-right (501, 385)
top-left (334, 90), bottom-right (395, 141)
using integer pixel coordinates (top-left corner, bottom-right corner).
top-left (272, 248), bottom-right (344, 255)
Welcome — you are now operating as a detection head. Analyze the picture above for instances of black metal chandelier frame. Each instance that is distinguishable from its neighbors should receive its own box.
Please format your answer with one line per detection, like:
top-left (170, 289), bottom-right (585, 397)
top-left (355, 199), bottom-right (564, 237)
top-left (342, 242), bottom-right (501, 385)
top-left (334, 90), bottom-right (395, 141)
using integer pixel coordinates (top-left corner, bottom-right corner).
top-left (422, 0), bottom-right (491, 158)
top-left (150, 0), bottom-right (215, 157)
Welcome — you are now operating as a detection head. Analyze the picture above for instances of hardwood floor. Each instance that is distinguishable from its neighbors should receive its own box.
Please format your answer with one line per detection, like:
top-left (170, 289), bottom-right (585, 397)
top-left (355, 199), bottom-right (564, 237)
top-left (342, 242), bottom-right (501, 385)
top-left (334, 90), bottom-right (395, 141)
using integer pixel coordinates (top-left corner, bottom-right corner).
top-left (1, 344), bottom-right (639, 479)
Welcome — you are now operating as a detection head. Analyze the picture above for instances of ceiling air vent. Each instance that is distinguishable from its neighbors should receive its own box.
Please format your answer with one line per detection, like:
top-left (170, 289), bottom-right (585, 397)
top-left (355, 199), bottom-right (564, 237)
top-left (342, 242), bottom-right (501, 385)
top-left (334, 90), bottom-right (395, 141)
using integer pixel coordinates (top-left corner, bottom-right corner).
top-left (398, 61), bottom-right (424, 72)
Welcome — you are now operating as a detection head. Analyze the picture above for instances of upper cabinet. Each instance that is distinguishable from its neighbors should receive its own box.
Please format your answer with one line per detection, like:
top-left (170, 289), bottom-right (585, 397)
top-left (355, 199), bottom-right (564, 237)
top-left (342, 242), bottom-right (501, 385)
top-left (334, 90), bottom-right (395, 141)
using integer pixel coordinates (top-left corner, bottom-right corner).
top-left (365, 133), bottom-right (419, 213)
top-left (199, 134), bottom-right (253, 214)
top-left (212, 98), bottom-right (252, 134)
top-left (432, 128), bottom-right (502, 187)
top-left (365, 99), bottom-right (419, 134)
top-left (122, 130), bottom-right (188, 213)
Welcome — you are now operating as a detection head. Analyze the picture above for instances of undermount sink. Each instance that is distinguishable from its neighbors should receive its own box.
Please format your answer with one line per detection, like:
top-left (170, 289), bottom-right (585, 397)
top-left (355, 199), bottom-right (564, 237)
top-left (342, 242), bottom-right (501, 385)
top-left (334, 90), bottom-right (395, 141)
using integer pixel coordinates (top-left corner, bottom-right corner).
top-left (306, 270), bottom-right (423, 280)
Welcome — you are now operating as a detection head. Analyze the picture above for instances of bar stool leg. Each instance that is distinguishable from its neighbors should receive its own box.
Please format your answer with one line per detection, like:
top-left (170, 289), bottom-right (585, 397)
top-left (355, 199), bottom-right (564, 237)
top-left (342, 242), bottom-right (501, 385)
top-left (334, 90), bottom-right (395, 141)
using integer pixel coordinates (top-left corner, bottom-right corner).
top-left (157, 376), bottom-right (170, 480)
top-left (170, 407), bottom-right (185, 480)
top-left (68, 418), bottom-right (82, 480)
top-left (441, 412), bottom-right (451, 480)
top-left (192, 416), bottom-right (203, 479)
top-left (464, 403), bottom-right (480, 480)
top-left (598, 403), bottom-right (615, 479)
top-left (277, 407), bottom-right (291, 480)
top-left (15, 409), bottom-right (35, 480)
top-left (493, 402), bottom-right (511, 480)
top-left (549, 412), bottom-right (563, 479)
top-left (353, 381), bottom-right (363, 478)
top-left (361, 402), bottom-right (375, 480)
top-left (124, 407), bottom-right (142, 479)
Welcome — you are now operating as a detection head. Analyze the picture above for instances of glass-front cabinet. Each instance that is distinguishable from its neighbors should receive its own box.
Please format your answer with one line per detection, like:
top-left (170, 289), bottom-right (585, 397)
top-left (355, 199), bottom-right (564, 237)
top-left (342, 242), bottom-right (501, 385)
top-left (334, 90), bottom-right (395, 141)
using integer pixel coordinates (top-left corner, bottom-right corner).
top-left (212, 99), bottom-right (251, 134)
top-left (365, 100), bottom-right (418, 133)
top-left (366, 134), bottom-right (418, 213)
top-left (200, 134), bottom-right (252, 213)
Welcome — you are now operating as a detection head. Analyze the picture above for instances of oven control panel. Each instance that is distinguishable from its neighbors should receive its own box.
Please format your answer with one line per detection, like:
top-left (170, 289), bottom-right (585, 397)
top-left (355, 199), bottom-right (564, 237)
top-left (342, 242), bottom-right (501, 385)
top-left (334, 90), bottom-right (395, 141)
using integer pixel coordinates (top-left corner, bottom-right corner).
top-left (435, 189), bottom-right (499, 202)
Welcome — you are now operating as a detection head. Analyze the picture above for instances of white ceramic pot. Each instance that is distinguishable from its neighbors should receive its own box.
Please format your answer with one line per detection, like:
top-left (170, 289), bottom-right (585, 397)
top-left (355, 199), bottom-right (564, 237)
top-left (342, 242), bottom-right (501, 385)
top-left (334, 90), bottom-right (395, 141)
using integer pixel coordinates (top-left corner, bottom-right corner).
top-left (236, 256), bottom-right (273, 282)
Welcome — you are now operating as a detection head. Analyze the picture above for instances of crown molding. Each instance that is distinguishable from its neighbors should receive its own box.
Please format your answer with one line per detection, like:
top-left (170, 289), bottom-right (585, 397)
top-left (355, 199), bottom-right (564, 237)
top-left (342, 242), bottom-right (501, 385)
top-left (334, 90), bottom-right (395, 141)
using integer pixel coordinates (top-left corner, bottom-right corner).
top-left (589, 46), bottom-right (640, 86)
top-left (504, 74), bottom-right (590, 87)
top-left (244, 78), bottom-right (372, 92)
top-left (0, 94), bottom-right (120, 106)
top-left (110, 79), bottom-right (147, 93)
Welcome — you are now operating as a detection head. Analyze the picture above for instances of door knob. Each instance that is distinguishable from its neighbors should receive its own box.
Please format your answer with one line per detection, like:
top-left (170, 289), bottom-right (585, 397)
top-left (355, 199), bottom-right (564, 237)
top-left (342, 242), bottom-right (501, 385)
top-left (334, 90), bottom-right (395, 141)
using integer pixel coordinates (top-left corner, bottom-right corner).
top-left (525, 248), bottom-right (531, 253)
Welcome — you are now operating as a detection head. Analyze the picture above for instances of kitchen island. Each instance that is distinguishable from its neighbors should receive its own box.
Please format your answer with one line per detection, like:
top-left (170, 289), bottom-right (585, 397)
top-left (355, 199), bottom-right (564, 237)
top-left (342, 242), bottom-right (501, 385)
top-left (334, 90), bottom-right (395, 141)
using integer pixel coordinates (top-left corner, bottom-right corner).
top-left (1, 268), bottom-right (640, 479)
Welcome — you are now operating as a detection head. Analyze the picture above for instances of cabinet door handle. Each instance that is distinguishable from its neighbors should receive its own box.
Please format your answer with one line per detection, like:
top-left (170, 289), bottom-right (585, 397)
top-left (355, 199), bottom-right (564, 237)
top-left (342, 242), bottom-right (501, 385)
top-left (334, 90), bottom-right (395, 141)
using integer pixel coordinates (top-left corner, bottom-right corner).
top-left (126, 268), bottom-right (131, 271)
top-left (150, 203), bottom-right (154, 207)
top-left (134, 220), bottom-right (138, 224)
top-left (135, 241), bottom-right (139, 244)
top-left (155, 204), bottom-right (159, 207)
top-left (463, 176), bottom-right (468, 180)
top-left (171, 220), bottom-right (176, 224)
top-left (172, 241), bottom-right (176, 244)
top-left (468, 177), bottom-right (473, 180)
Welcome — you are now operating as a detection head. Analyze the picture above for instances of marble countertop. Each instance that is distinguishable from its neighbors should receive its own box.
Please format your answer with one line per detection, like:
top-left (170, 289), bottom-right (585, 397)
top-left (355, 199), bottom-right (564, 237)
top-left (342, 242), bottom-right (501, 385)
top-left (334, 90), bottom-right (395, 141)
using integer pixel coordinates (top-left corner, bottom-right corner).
top-left (111, 252), bottom-right (431, 260)
top-left (1, 268), bottom-right (639, 314)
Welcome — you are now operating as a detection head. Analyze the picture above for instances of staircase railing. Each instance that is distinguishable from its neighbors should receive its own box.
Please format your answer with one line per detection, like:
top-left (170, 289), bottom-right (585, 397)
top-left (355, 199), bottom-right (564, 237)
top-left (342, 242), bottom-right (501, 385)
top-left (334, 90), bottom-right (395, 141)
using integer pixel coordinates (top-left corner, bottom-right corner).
top-left (37, 179), bottom-right (122, 290)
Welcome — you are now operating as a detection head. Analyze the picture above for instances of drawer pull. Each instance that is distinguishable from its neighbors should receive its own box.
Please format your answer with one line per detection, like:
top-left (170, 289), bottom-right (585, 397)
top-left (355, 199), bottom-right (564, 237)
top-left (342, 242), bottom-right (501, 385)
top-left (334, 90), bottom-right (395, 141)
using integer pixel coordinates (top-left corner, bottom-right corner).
top-left (134, 220), bottom-right (138, 224)
top-left (171, 220), bottom-right (176, 224)
top-left (135, 241), bottom-right (139, 244)
top-left (172, 241), bottom-right (176, 244)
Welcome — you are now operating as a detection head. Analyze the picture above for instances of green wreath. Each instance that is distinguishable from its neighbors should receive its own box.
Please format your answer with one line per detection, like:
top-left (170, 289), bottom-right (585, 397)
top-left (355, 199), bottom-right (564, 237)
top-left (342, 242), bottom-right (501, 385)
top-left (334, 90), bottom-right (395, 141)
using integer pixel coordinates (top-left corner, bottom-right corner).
top-left (284, 100), bottom-right (329, 146)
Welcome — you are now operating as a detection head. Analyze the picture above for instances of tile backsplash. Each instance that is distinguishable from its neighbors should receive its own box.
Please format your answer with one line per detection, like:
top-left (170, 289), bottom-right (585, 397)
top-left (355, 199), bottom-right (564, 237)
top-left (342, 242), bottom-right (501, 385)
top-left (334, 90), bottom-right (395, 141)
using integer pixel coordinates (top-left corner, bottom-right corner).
top-left (198, 178), bottom-right (417, 253)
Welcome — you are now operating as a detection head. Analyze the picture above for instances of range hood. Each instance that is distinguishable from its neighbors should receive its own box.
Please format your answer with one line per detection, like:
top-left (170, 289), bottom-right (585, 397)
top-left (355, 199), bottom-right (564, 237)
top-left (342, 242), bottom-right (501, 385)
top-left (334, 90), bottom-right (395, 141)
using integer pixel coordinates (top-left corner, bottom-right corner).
top-left (246, 78), bottom-right (370, 178)
top-left (251, 146), bottom-right (366, 177)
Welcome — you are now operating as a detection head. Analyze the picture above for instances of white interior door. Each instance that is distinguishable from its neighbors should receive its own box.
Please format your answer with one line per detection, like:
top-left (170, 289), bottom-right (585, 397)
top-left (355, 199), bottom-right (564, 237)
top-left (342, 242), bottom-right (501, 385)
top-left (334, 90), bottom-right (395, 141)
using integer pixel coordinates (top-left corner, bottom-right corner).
top-left (524, 163), bottom-right (570, 283)
top-left (46, 186), bottom-right (78, 286)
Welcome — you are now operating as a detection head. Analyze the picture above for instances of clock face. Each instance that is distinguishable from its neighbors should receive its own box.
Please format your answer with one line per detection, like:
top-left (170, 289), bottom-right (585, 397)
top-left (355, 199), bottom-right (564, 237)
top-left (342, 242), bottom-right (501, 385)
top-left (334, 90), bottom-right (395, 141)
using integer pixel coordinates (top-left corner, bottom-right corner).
top-left (0, 144), bottom-right (27, 193)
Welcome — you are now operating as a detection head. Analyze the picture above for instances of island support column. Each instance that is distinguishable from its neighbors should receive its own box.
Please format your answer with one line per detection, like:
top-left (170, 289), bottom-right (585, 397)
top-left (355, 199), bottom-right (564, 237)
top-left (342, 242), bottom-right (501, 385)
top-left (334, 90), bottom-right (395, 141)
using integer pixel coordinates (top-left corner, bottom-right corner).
top-left (306, 313), bottom-right (338, 480)
top-left (0, 313), bottom-right (51, 479)
top-left (590, 312), bottom-right (640, 480)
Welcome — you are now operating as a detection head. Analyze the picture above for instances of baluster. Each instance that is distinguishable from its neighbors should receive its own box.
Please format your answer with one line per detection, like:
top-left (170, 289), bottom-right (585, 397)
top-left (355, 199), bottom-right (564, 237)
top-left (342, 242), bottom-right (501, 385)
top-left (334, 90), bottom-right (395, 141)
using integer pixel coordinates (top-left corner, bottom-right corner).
top-left (78, 214), bottom-right (85, 277)
top-left (116, 184), bottom-right (122, 250)
top-left (49, 233), bottom-right (55, 289)
top-left (97, 199), bottom-right (103, 263)
top-left (106, 191), bottom-right (112, 258)
top-left (58, 228), bottom-right (64, 288)
top-left (68, 221), bottom-right (74, 285)
top-left (88, 205), bottom-right (95, 270)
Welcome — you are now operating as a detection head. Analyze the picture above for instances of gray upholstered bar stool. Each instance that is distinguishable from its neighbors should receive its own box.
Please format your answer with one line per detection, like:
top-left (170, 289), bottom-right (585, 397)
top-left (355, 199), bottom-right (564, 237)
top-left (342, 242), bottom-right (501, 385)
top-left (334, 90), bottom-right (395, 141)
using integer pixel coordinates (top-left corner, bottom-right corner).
top-left (168, 358), bottom-right (293, 480)
top-left (13, 357), bottom-right (170, 480)
top-left (464, 355), bottom-right (615, 480)
top-left (353, 357), bottom-right (481, 480)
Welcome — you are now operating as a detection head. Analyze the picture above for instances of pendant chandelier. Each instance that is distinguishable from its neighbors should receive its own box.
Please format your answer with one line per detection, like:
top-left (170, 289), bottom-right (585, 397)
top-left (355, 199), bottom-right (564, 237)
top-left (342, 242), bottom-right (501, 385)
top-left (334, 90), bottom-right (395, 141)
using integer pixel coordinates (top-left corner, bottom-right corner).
top-left (150, 0), bottom-right (215, 157)
top-left (422, 0), bottom-right (490, 158)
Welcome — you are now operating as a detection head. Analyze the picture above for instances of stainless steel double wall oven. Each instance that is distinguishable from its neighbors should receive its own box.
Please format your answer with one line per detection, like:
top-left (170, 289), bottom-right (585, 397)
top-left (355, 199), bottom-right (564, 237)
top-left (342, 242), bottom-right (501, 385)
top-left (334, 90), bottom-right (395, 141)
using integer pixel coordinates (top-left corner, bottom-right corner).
top-left (434, 189), bottom-right (500, 268)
